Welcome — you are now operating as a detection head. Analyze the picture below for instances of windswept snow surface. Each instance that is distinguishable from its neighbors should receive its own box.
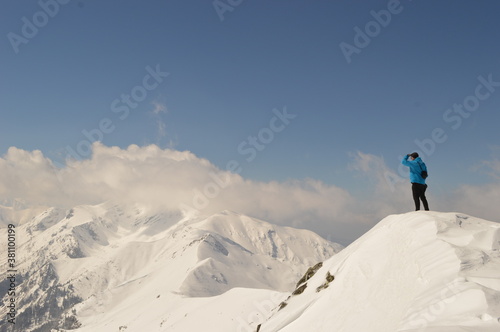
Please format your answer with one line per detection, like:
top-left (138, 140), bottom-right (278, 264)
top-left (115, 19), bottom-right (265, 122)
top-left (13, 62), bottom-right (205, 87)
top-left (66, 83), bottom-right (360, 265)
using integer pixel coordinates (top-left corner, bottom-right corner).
top-left (260, 212), bottom-right (500, 332)
top-left (2, 208), bottom-right (499, 331)
top-left (0, 204), bottom-right (341, 332)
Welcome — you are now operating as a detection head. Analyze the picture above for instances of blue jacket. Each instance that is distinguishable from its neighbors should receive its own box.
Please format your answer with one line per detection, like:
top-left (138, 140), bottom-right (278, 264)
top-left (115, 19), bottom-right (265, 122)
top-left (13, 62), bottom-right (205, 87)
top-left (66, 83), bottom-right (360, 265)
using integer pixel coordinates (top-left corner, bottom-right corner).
top-left (401, 155), bottom-right (427, 184)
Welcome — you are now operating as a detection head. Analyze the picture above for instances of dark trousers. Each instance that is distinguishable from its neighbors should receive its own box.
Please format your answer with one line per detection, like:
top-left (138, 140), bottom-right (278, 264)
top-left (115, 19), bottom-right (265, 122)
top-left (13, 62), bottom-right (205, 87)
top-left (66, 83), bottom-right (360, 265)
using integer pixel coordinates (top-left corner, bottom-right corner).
top-left (412, 183), bottom-right (429, 211)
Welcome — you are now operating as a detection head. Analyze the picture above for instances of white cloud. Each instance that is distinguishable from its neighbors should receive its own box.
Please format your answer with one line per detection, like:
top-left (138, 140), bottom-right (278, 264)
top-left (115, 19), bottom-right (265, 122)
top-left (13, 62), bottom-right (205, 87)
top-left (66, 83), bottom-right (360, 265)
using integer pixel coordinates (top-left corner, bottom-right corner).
top-left (446, 148), bottom-right (500, 222)
top-left (1, 145), bottom-right (498, 244)
top-left (474, 147), bottom-right (500, 180)
top-left (0, 143), bottom-right (367, 243)
top-left (348, 151), bottom-right (411, 216)
top-left (444, 183), bottom-right (500, 222)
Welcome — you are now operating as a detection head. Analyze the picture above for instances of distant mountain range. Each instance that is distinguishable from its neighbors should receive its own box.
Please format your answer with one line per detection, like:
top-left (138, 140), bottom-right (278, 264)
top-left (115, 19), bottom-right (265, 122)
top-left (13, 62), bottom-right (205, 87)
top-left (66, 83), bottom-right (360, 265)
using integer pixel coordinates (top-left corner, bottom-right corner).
top-left (1, 204), bottom-right (499, 331)
top-left (0, 203), bottom-right (341, 332)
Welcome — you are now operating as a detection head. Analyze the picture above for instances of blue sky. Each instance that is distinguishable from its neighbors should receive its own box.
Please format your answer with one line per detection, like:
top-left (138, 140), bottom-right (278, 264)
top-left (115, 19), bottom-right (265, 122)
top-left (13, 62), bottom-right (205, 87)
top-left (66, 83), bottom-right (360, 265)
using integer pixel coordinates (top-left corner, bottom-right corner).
top-left (1, 1), bottom-right (500, 235)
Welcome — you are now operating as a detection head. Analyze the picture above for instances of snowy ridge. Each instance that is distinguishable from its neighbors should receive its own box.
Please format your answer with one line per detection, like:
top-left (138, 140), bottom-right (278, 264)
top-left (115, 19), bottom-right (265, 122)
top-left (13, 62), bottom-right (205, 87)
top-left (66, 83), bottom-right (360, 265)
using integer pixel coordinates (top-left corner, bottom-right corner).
top-left (178, 211), bottom-right (342, 297)
top-left (259, 212), bottom-right (500, 332)
top-left (0, 204), bottom-right (341, 331)
top-left (2, 207), bottom-right (499, 331)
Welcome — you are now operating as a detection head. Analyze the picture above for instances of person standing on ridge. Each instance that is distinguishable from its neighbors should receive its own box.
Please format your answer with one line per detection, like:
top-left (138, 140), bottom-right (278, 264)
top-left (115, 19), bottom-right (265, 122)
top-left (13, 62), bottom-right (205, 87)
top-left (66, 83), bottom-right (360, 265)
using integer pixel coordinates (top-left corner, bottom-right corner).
top-left (401, 152), bottom-right (429, 211)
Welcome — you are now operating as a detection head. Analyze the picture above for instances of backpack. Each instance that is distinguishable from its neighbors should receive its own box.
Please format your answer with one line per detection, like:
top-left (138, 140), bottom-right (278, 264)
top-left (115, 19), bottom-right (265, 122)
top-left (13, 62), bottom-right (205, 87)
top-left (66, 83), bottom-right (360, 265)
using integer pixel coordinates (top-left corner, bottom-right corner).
top-left (418, 162), bottom-right (428, 179)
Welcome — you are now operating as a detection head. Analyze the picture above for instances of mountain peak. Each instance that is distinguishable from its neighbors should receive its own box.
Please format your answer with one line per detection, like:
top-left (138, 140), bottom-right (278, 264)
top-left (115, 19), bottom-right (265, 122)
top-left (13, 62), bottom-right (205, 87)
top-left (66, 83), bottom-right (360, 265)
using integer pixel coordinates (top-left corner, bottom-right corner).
top-left (260, 211), bottom-right (500, 332)
top-left (179, 211), bottom-right (342, 297)
top-left (0, 204), bottom-right (342, 331)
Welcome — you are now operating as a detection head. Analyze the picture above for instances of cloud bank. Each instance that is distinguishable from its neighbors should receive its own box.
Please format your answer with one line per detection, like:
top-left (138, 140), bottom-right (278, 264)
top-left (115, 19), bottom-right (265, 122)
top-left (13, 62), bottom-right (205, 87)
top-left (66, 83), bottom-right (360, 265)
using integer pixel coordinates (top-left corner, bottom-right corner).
top-left (1, 144), bottom-right (498, 244)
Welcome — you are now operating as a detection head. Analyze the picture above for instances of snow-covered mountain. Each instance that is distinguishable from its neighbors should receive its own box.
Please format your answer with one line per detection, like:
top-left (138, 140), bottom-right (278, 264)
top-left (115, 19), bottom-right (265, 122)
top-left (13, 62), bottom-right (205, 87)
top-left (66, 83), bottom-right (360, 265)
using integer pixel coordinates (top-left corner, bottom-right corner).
top-left (0, 203), bottom-right (342, 332)
top-left (2, 206), bottom-right (499, 332)
top-left (259, 211), bottom-right (500, 332)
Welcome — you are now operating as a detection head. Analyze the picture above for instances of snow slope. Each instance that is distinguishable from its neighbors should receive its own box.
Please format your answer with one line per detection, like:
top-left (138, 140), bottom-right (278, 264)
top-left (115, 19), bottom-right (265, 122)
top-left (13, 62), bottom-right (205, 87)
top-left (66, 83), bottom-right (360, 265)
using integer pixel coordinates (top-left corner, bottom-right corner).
top-left (259, 212), bottom-right (500, 332)
top-left (0, 204), bottom-right (341, 332)
top-left (3, 207), bottom-right (498, 332)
